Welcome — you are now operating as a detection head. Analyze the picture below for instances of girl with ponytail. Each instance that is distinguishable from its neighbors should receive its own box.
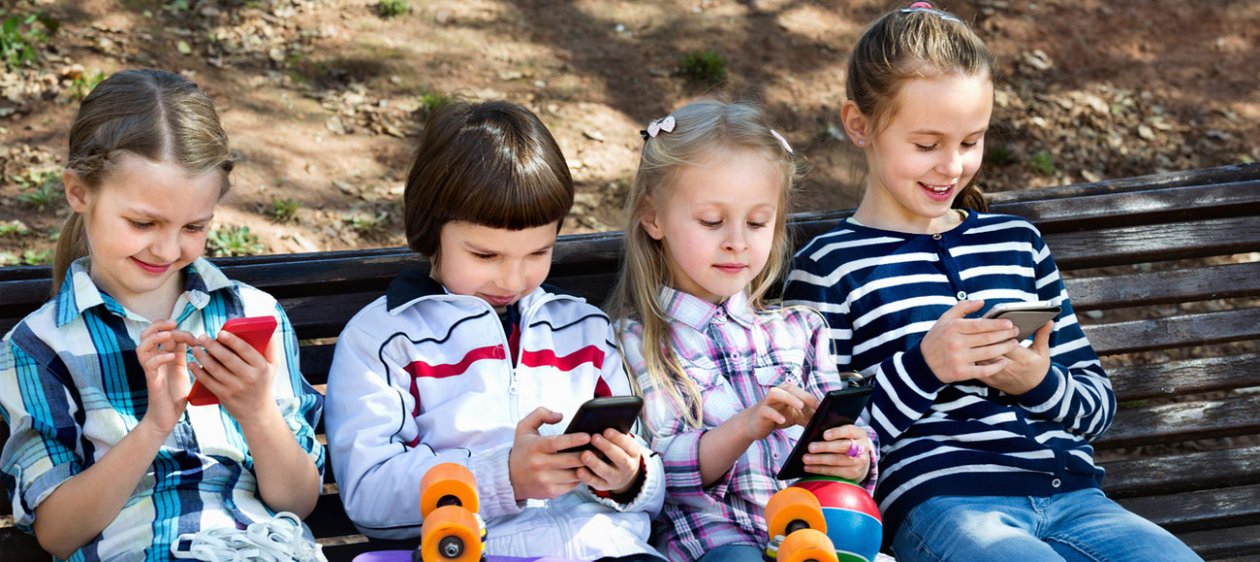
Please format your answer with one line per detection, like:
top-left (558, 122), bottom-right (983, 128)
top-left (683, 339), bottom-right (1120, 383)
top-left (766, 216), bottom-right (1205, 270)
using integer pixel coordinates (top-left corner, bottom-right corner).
top-left (783, 4), bottom-right (1201, 560)
top-left (2, 69), bottom-right (324, 561)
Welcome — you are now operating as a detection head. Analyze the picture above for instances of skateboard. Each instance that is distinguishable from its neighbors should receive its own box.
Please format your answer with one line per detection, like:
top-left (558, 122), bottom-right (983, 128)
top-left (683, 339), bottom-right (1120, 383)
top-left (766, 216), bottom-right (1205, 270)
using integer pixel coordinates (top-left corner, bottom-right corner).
top-left (416, 463), bottom-right (487, 562)
top-left (764, 486), bottom-right (839, 562)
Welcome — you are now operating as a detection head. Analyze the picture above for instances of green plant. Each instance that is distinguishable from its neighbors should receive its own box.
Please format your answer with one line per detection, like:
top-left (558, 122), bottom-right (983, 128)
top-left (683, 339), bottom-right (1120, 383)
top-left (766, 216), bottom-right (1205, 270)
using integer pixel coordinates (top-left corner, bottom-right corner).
top-left (0, 13), bottom-right (51, 70)
top-left (69, 69), bottom-right (106, 100)
top-left (679, 50), bottom-right (727, 88)
top-left (1030, 150), bottom-right (1055, 176)
top-left (377, 0), bottom-right (411, 18)
top-left (344, 211), bottom-right (388, 234)
top-left (417, 89), bottom-right (450, 115)
top-left (14, 170), bottom-right (63, 211)
top-left (0, 220), bottom-right (31, 237)
top-left (20, 248), bottom-right (53, 265)
top-left (207, 225), bottom-right (266, 257)
top-left (985, 144), bottom-right (1016, 167)
top-left (268, 198), bottom-right (301, 223)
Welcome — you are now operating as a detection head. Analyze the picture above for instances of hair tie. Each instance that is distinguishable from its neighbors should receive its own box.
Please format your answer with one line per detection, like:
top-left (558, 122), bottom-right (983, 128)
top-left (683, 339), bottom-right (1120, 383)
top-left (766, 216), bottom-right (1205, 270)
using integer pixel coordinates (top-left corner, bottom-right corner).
top-left (770, 129), bottom-right (794, 154)
top-left (900, 2), bottom-right (961, 22)
top-left (639, 115), bottom-right (676, 141)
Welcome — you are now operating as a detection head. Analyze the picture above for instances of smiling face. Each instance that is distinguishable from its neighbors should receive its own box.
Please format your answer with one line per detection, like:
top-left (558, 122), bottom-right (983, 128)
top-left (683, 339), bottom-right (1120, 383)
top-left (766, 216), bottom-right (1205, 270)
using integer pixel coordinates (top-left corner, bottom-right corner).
top-left (66, 154), bottom-right (222, 318)
top-left (641, 147), bottom-right (783, 303)
top-left (849, 73), bottom-right (993, 233)
top-left (430, 220), bottom-right (559, 312)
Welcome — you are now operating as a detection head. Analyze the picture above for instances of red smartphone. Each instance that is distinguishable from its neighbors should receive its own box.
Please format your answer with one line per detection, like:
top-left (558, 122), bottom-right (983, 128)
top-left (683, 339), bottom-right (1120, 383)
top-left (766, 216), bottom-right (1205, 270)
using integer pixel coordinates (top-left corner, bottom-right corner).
top-left (187, 316), bottom-right (278, 406)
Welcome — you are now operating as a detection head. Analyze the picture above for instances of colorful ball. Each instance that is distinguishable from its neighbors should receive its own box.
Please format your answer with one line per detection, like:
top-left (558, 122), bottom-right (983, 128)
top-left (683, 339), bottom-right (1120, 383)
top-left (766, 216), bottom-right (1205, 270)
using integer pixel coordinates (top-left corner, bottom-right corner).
top-left (792, 477), bottom-right (882, 562)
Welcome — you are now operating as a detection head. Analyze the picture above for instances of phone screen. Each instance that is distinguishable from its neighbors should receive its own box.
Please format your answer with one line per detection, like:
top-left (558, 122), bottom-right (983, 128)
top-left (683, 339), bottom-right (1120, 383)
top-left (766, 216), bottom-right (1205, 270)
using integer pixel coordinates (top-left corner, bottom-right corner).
top-left (776, 386), bottom-right (874, 480)
top-left (560, 396), bottom-right (644, 454)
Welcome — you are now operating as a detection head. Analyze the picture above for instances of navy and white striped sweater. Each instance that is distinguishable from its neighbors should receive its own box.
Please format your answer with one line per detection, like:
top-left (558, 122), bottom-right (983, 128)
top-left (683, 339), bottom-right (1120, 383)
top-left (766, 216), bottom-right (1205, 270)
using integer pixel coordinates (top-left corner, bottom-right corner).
top-left (783, 211), bottom-right (1114, 540)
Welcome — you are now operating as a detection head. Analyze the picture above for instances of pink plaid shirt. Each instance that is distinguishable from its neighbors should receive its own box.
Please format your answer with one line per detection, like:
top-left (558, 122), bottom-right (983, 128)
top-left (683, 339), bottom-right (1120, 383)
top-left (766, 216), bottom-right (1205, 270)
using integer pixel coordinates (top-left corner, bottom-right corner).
top-left (619, 288), bottom-right (877, 562)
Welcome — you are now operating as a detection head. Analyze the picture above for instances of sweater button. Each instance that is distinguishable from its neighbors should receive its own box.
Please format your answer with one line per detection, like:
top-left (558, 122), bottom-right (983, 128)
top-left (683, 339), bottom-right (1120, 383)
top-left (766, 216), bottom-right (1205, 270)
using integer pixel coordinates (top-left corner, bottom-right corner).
top-left (956, 291), bottom-right (967, 300)
top-left (932, 233), bottom-right (943, 240)
top-left (1052, 478), bottom-right (1062, 488)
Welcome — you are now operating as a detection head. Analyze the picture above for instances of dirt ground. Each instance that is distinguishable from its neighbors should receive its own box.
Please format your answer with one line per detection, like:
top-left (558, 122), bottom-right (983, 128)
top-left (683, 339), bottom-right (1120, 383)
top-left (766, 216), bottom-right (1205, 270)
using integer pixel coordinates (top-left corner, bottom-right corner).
top-left (1, 0), bottom-right (1257, 263)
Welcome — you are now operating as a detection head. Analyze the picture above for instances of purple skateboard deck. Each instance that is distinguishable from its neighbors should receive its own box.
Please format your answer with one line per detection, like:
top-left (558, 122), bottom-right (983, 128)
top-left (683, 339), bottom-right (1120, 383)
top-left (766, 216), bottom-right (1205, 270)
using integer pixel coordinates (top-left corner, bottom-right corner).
top-left (352, 552), bottom-right (575, 562)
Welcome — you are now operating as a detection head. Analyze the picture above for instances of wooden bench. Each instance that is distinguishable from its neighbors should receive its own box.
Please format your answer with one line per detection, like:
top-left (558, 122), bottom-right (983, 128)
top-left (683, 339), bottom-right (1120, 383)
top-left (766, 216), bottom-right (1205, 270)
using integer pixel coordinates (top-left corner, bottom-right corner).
top-left (2, 162), bottom-right (1259, 561)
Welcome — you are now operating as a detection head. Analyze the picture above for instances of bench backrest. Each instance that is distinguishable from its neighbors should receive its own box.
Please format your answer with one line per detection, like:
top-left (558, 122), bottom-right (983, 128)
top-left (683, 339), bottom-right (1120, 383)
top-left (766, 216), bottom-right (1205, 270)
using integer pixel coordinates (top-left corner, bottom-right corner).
top-left (2, 163), bottom-right (1259, 561)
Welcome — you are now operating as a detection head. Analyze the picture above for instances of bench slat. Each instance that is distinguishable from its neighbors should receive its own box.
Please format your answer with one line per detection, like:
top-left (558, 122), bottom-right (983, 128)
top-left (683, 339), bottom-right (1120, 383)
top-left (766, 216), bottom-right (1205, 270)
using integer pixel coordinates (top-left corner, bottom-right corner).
top-left (0, 529), bottom-right (43, 562)
top-left (1176, 523), bottom-right (1260, 560)
top-left (1102, 446), bottom-right (1260, 499)
top-left (1108, 353), bottom-right (1260, 402)
top-left (1082, 307), bottom-right (1260, 355)
top-left (1096, 394), bottom-right (1260, 450)
top-left (996, 179), bottom-right (1260, 233)
top-left (1067, 261), bottom-right (1260, 311)
top-left (1117, 483), bottom-right (1260, 534)
top-left (1044, 216), bottom-right (1260, 270)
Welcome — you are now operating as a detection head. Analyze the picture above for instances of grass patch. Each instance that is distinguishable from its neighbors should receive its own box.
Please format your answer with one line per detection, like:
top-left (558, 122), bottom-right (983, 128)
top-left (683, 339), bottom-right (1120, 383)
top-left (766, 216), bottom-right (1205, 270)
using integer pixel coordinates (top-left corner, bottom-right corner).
top-left (0, 220), bottom-right (31, 237)
top-left (68, 69), bottom-right (106, 100)
top-left (207, 225), bottom-right (266, 257)
top-left (1030, 150), bottom-right (1055, 176)
top-left (985, 144), bottom-right (1017, 167)
top-left (377, 0), bottom-right (411, 18)
top-left (344, 211), bottom-right (388, 234)
top-left (268, 198), bottom-right (300, 223)
top-left (0, 13), bottom-right (53, 70)
top-left (417, 89), bottom-right (450, 115)
top-left (679, 50), bottom-right (727, 88)
top-left (20, 248), bottom-right (52, 265)
top-left (14, 170), bottom-right (63, 212)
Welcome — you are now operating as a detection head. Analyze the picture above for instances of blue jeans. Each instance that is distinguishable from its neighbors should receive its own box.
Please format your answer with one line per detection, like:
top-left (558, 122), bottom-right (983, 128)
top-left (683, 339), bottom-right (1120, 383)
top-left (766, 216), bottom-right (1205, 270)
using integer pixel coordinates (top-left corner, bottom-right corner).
top-left (892, 488), bottom-right (1202, 561)
top-left (696, 544), bottom-right (763, 562)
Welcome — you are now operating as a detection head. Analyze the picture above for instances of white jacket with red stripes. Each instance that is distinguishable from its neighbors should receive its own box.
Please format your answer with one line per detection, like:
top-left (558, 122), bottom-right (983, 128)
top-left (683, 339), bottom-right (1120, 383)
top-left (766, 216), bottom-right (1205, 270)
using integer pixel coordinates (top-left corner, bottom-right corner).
top-left (325, 268), bottom-right (665, 559)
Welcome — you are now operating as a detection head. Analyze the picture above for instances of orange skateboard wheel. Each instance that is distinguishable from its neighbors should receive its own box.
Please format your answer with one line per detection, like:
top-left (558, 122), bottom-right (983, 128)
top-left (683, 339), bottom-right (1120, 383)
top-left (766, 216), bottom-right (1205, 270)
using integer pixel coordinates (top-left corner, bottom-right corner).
top-left (766, 486), bottom-right (827, 539)
top-left (777, 528), bottom-right (838, 562)
top-left (420, 463), bottom-right (479, 517)
top-left (420, 505), bottom-right (482, 562)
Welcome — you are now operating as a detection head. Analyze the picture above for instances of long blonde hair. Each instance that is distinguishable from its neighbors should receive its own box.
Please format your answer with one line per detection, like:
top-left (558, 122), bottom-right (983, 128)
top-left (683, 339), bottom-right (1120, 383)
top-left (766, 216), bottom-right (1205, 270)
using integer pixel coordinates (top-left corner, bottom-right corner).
top-left (53, 69), bottom-right (234, 292)
top-left (847, 2), bottom-right (994, 212)
top-left (607, 99), bottom-right (799, 429)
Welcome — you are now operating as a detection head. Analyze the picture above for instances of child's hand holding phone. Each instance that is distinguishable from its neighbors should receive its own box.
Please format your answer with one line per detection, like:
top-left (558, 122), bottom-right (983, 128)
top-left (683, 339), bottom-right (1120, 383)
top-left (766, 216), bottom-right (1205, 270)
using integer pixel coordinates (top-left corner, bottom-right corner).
top-left (576, 428), bottom-right (645, 497)
top-left (178, 316), bottom-right (279, 422)
top-left (921, 300), bottom-right (1021, 384)
top-left (803, 424), bottom-right (872, 482)
top-left (986, 320), bottom-right (1054, 395)
top-left (509, 407), bottom-right (591, 501)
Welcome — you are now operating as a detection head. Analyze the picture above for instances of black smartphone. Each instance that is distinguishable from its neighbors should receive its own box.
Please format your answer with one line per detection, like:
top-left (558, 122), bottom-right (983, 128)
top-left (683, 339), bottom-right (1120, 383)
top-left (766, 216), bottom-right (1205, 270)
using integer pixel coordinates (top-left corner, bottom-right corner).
top-left (560, 396), bottom-right (645, 454)
top-left (776, 386), bottom-right (875, 480)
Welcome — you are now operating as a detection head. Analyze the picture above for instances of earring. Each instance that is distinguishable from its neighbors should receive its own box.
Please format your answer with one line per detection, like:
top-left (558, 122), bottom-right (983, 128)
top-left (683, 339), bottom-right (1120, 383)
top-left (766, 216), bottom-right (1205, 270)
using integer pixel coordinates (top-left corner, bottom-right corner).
top-left (857, 139), bottom-right (866, 146)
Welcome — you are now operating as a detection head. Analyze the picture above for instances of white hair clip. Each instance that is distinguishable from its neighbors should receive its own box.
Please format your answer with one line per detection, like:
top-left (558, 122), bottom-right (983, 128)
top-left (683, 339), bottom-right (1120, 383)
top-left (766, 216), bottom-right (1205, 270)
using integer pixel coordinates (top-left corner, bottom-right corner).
top-left (640, 115), bottom-right (676, 141)
top-left (770, 129), bottom-right (794, 154)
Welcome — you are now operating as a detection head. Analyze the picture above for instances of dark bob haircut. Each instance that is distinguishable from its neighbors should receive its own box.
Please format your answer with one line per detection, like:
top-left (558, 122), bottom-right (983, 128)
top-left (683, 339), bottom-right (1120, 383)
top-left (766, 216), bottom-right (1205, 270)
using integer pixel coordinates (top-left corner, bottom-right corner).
top-left (403, 99), bottom-right (574, 258)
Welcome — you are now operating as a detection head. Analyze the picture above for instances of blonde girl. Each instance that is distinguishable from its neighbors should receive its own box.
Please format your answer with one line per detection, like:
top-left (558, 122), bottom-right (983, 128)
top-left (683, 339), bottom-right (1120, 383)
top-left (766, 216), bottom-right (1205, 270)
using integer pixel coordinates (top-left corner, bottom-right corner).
top-left (609, 99), bottom-right (876, 562)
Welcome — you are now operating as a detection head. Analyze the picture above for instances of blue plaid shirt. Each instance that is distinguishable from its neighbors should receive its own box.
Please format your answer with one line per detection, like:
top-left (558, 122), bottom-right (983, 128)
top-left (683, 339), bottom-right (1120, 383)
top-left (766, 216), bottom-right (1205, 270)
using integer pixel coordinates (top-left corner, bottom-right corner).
top-left (620, 288), bottom-right (877, 562)
top-left (0, 258), bottom-right (324, 562)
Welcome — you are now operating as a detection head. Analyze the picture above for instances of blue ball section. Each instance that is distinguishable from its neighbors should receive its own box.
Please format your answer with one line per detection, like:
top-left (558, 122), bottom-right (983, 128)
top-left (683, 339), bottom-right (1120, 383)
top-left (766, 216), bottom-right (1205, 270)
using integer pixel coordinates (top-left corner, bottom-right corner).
top-left (820, 506), bottom-right (883, 562)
